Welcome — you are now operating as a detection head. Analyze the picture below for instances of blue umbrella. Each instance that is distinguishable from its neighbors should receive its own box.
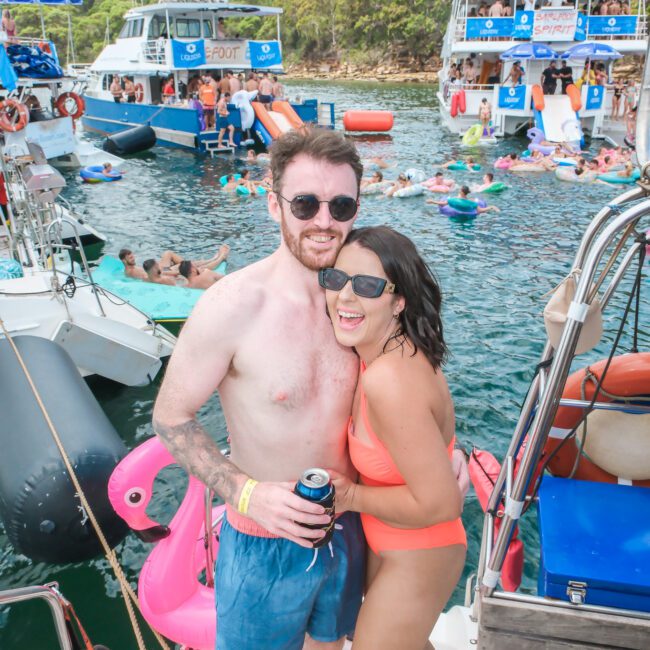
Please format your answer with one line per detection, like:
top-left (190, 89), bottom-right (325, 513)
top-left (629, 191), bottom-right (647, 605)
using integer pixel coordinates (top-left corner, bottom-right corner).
top-left (560, 42), bottom-right (622, 60)
top-left (500, 43), bottom-right (559, 61)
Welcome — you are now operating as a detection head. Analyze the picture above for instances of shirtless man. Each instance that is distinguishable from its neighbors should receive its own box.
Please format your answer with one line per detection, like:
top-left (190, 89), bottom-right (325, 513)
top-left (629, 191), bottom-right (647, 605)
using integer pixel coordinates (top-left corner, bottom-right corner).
top-left (245, 71), bottom-right (259, 92)
top-left (178, 261), bottom-right (224, 289)
top-left (216, 92), bottom-right (235, 148)
top-left (153, 129), bottom-right (468, 649)
top-left (258, 72), bottom-right (274, 108)
top-left (272, 75), bottom-right (285, 99)
top-left (143, 259), bottom-right (176, 286)
top-left (110, 75), bottom-right (123, 103)
top-left (118, 245), bottom-right (229, 280)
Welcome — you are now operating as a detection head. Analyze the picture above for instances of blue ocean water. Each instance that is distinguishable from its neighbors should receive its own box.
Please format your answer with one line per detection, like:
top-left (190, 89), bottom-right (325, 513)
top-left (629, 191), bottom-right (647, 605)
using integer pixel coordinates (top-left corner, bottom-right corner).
top-left (0, 80), bottom-right (645, 649)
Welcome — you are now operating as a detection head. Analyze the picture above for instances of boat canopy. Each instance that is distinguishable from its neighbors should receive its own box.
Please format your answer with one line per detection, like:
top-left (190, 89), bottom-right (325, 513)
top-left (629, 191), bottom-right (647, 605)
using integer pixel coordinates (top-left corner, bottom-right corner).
top-left (128, 2), bottom-right (282, 18)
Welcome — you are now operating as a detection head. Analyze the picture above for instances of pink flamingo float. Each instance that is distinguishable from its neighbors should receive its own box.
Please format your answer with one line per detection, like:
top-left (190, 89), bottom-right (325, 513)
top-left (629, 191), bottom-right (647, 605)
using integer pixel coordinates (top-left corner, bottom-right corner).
top-left (108, 436), bottom-right (224, 650)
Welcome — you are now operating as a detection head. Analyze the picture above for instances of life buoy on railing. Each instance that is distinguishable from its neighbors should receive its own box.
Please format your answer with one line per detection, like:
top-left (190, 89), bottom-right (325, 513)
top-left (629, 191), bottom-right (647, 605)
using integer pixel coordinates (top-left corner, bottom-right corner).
top-left (134, 83), bottom-right (144, 103)
top-left (0, 99), bottom-right (29, 132)
top-left (545, 353), bottom-right (650, 487)
top-left (56, 92), bottom-right (85, 119)
top-left (458, 89), bottom-right (466, 114)
top-left (38, 41), bottom-right (52, 54)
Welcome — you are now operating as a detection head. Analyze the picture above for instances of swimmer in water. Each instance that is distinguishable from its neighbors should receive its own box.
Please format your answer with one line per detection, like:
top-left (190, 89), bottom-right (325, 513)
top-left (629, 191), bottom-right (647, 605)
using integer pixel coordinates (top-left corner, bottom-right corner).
top-left (361, 170), bottom-right (384, 189)
top-left (441, 156), bottom-right (478, 170)
top-left (472, 172), bottom-right (497, 192)
top-left (384, 172), bottom-right (411, 197)
top-left (428, 185), bottom-right (500, 213)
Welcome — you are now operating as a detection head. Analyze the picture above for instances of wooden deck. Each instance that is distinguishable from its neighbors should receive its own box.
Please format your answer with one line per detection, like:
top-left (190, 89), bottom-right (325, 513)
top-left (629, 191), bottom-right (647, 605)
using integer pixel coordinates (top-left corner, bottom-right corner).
top-left (479, 593), bottom-right (650, 649)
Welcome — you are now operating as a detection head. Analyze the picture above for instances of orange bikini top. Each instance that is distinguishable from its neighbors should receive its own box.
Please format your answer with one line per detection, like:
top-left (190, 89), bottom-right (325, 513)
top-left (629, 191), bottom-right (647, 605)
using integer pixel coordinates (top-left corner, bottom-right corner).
top-left (347, 362), bottom-right (454, 488)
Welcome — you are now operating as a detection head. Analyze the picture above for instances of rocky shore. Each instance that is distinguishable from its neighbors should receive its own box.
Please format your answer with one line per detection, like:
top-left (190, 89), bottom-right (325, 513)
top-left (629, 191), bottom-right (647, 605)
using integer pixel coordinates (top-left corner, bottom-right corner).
top-left (284, 56), bottom-right (641, 85)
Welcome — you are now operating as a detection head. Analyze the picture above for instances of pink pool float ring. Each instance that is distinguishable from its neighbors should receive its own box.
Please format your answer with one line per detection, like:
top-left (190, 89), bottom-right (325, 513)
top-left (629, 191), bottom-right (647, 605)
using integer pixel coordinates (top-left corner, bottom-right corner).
top-left (422, 177), bottom-right (455, 193)
top-left (108, 436), bottom-right (224, 650)
top-left (495, 157), bottom-right (515, 170)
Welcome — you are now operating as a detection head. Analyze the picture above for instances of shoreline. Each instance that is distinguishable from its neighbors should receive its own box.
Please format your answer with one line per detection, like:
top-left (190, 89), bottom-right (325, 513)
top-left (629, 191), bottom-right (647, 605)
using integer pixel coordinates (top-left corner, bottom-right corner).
top-left (284, 62), bottom-right (439, 85)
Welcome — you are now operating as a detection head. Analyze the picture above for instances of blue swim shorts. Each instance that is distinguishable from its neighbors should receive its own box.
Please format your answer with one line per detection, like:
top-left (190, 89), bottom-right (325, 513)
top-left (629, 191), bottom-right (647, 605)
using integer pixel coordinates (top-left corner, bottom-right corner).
top-left (216, 116), bottom-right (230, 130)
top-left (215, 511), bottom-right (365, 650)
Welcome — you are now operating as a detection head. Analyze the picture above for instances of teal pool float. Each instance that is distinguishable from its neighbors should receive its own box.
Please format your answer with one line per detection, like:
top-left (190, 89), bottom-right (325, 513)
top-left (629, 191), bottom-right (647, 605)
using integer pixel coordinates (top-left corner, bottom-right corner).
top-left (90, 256), bottom-right (227, 334)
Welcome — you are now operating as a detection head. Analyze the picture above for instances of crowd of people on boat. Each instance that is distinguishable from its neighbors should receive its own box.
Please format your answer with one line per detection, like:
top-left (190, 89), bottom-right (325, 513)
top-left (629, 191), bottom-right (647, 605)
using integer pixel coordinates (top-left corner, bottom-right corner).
top-left (465, 0), bottom-right (633, 15)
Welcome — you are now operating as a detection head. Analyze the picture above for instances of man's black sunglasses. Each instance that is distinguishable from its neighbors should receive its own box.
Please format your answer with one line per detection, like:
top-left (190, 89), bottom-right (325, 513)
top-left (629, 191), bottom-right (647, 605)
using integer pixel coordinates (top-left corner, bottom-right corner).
top-left (318, 268), bottom-right (396, 299)
top-left (277, 193), bottom-right (358, 222)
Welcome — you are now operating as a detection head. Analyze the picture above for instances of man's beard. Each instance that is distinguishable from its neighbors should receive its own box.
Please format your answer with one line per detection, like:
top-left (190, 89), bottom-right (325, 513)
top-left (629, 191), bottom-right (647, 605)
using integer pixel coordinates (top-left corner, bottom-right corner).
top-left (280, 214), bottom-right (341, 271)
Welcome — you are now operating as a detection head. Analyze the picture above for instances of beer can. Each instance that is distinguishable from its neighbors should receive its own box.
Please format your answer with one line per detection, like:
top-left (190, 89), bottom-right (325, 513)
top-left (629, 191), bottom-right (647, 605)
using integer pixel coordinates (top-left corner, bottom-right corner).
top-left (294, 468), bottom-right (335, 548)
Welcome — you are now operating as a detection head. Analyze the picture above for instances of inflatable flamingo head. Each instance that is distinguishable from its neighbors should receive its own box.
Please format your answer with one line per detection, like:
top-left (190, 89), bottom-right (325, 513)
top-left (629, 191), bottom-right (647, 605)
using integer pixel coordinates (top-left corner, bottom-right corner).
top-left (527, 127), bottom-right (545, 145)
top-left (108, 436), bottom-right (176, 542)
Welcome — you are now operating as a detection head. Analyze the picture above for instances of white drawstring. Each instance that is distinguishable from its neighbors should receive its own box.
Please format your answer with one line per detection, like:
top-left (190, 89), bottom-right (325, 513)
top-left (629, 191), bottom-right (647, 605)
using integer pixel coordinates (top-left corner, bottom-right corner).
top-left (305, 522), bottom-right (342, 572)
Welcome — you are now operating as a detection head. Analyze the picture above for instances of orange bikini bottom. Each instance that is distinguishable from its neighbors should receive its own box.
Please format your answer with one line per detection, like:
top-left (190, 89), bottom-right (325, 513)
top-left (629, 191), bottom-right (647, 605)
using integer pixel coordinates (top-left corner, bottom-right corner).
top-left (361, 512), bottom-right (466, 555)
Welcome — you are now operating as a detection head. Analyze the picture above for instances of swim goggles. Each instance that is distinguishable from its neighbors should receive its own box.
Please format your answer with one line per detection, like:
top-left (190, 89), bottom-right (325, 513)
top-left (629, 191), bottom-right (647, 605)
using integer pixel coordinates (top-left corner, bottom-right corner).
top-left (277, 193), bottom-right (358, 222)
top-left (319, 268), bottom-right (396, 299)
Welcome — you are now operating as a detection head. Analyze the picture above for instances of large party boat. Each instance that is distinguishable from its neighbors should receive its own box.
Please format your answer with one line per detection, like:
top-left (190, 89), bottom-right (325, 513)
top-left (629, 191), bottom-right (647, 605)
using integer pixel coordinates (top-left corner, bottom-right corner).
top-left (438, 1), bottom-right (647, 145)
top-left (82, 1), bottom-right (335, 153)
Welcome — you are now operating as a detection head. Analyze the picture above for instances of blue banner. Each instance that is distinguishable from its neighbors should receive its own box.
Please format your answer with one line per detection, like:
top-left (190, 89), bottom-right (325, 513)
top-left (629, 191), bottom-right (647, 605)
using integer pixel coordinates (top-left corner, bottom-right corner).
top-left (498, 85), bottom-right (526, 110)
top-left (249, 41), bottom-right (282, 68)
top-left (513, 11), bottom-right (534, 39)
top-left (171, 39), bottom-right (206, 68)
top-left (574, 13), bottom-right (586, 41)
top-left (587, 16), bottom-right (637, 36)
top-left (585, 85), bottom-right (604, 110)
top-left (466, 17), bottom-right (514, 39)
top-left (0, 45), bottom-right (17, 92)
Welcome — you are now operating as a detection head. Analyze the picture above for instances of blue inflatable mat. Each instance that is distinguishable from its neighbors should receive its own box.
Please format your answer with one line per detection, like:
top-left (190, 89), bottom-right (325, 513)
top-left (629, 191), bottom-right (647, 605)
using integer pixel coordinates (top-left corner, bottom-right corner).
top-left (90, 255), bottom-right (227, 321)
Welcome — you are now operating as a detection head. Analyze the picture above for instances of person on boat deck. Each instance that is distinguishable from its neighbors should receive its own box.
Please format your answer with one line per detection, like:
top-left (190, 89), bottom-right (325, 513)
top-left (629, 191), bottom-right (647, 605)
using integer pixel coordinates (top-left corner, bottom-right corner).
top-left (2, 10), bottom-right (17, 43)
top-left (216, 92), bottom-right (235, 148)
top-left (228, 70), bottom-right (241, 95)
top-left (272, 75), bottom-right (285, 100)
top-left (123, 77), bottom-right (136, 103)
top-left (178, 260), bottom-right (224, 290)
top-left (487, 60), bottom-right (502, 85)
top-left (218, 73), bottom-right (230, 98)
top-left (199, 79), bottom-right (217, 129)
top-left (504, 61), bottom-right (523, 87)
top-left (118, 245), bottom-right (229, 281)
top-left (187, 74), bottom-right (201, 97)
top-left (323, 225), bottom-right (466, 650)
top-left (162, 77), bottom-right (175, 104)
top-left (428, 185), bottom-right (500, 213)
top-left (478, 98), bottom-right (492, 133)
top-left (361, 170), bottom-right (384, 189)
top-left (541, 61), bottom-right (558, 95)
top-left (258, 72), bottom-right (274, 108)
top-left (216, 17), bottom-right (227, 39)
top-left (245, 71), bottom-right (259, 92)
top-left (558, 61), bottom-right (573, 95)
top-left (110, 75), bottom-right (123, 103)
top-left (151, 128), bottom-right (469, 650)
top-left (489, 0), bottom-right (504, 16)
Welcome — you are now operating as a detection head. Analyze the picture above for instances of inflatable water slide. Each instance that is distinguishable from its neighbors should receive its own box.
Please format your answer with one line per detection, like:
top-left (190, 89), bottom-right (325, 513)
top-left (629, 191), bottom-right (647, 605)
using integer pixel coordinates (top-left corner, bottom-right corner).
top-left (252, 101), bottom-right (304, 147)
top-left (531, 84), bottom-right (583, 146)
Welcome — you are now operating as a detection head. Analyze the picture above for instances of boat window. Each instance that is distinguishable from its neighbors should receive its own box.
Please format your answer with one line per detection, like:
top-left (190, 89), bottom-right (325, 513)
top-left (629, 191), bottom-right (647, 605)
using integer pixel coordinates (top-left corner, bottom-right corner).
top-left (148, 15), bottom-right (174, 39)
top-left (176, 18), bottom-right (201, 38)
top-left (203, 20), bottom-right (213, 39)
top-left (118, 18), bottom-right (144, 39)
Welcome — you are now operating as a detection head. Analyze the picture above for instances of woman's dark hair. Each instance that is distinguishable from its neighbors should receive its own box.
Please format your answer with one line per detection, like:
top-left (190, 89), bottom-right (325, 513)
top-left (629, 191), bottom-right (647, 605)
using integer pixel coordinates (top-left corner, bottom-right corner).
top-left (344, 226), bottom-right (447, 369)
top-left (178, 260), bottom-right (192, 278)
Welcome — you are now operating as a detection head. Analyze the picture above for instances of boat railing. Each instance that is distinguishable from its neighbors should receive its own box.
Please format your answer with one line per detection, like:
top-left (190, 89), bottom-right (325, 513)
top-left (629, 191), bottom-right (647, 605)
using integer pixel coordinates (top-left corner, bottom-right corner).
top-left (475, 187), bottom-right (650, 610)
top-left (141, 39), bottom-right (169, 65)
top-left (0, 583), bottom-right (75, 650)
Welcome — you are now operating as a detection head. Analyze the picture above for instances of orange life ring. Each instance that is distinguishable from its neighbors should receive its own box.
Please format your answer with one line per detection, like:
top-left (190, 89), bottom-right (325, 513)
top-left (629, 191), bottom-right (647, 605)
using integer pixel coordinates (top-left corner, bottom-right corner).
top-left (38, 41), bottom-right (52, 55)
top-left (545, 353), bottom-right (650, 487)
top-left (450, 92), bottom-right (459, 118)
top-left (56, 92), bottom-right (85, 119)
top-left (0, 99), bottom-right (29, 132)
top-left (134, 83), bottom-right (144, 103)
top-left (458, 89), bottom-right (466, 114)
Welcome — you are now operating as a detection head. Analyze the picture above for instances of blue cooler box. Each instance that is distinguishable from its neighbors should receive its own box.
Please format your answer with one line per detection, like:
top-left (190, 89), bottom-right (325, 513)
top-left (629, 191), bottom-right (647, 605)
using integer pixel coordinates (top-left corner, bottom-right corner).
top-left (537, 476), bottom-right (650, 612)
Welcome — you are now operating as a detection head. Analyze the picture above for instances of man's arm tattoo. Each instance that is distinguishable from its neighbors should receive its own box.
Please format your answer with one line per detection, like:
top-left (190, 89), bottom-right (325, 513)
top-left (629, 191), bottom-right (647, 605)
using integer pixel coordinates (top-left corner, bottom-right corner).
top-left (153, 418), bottom-right (245, 506)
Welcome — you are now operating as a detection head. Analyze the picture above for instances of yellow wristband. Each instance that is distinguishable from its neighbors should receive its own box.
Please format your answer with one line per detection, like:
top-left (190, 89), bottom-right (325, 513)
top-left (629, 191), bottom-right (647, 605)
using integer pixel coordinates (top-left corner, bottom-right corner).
top-left (237, 478), bottom-right (258, 515)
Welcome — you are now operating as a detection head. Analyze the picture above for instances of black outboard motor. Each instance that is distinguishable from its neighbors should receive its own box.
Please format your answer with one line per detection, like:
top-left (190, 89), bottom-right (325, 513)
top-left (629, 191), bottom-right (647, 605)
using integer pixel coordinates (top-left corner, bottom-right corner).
top-left (0, 336), bottom-right (128, 563)
top-left (102, 125), bottom-right (156, 155)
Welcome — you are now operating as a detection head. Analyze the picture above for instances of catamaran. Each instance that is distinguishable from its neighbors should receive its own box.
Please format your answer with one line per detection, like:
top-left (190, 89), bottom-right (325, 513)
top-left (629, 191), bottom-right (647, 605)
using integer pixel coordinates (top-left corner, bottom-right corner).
top-left (82, 1), bottom-right (335, 153)
top-left (438, 1), bottom-right (647, 145)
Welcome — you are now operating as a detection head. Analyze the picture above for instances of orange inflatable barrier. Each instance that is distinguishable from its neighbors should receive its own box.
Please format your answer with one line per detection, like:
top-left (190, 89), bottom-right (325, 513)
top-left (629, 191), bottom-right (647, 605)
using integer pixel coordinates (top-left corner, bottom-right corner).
top-left (271, 101), bottom-right (304, 130)
top-left (252, 101), bottom-right (282, 139)
top-left (532, 85), bottom-right (545, 111)
top-left (566, 84), bottom-right (582, 111)
top-left (458, 89), bottom-right (466, 114)
top-left (342, 110), bottom-right (393, 132)
top-left (450, 93), bottom-right (459, 118)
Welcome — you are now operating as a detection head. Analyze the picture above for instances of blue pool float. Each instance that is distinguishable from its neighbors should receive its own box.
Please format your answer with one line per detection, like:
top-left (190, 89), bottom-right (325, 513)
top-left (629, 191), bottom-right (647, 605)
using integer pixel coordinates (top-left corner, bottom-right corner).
top-left (80, 166), bottom-right (123, 183)
top-left (439, 198), bottom-right (486, 219)
top-left (236, 184), bottom-right (267, 196)
top-left (596, 169), bottom-right (641, 185)
top-left (219, 174), bottom-right (241, 186)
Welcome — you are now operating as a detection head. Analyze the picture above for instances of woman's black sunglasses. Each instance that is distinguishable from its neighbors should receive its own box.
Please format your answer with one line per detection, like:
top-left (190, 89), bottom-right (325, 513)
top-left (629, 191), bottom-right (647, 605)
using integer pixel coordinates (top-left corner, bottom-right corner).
top-left (319, 268), bottom-right (396, 299)
top-left (277, 193), bottom-right (358, 222)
